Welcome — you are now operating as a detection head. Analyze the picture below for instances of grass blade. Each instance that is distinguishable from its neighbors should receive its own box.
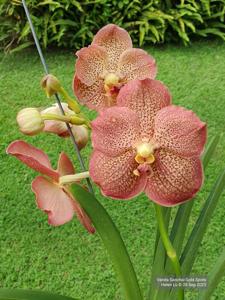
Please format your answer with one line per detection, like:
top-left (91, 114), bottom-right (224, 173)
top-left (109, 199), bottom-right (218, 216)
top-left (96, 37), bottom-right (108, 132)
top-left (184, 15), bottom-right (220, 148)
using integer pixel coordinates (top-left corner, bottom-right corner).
top-left (70, 184), bottom-right (143, 300)
top-left (199, 247), bottom-right (225, 300)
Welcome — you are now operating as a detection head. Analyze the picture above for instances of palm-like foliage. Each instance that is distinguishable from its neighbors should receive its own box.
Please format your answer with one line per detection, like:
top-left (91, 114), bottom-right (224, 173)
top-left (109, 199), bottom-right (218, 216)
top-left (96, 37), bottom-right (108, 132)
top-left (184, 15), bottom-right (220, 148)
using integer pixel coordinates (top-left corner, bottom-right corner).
top-left (0, 0), bottom-right (225, 52)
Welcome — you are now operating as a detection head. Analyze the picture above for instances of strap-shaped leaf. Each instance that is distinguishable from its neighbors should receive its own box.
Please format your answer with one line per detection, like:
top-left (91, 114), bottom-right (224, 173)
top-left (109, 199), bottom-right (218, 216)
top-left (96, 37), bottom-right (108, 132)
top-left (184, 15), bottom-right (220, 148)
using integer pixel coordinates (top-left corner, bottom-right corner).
top-left (70, 184), bottom-right (143, 300)
top-left (181, 168), bottom-right (225, 274)
top-left (0, 289), bottom-right (75, 300)
top-left (147, 207), bottom-right (171, 299)
top-left (199, 247), bottom-right (225, 300)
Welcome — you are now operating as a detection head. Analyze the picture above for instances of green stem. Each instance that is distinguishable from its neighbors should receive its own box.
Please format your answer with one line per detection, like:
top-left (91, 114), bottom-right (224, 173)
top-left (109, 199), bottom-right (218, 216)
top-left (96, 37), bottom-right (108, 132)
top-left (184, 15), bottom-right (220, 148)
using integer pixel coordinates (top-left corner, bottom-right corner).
top-left (59, 87), bottom-right (81, 114)
top-left (41, 113), bottom-right (71, 122)
top-left (71, 184), bottom-right (143, 300)
top-left (59, 171), bottom-right (90, 184)
top-left (41, 113), bottom-right (89, 127)
top-left (154, 204), bottom-right (184, 300)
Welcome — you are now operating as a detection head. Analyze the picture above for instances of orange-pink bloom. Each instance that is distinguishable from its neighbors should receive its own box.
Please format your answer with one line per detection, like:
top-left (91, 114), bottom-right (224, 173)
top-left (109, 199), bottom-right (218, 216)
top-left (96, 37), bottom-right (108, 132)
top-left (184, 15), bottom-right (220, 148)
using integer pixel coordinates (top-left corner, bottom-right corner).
top-left (73, 24), bottom-right (157, 111)
top-left (6, 140), bottom-right (95, 233)
top-left (90, 79), bottom-right (207, 206)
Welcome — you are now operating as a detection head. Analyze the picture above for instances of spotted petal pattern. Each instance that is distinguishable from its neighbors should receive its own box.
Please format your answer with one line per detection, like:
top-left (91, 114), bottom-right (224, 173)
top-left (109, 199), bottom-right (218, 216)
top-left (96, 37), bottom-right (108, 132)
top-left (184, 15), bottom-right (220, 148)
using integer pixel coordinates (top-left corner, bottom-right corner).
top-left (153, 106), bottom-right (207, 157)
top-left (145, 149), bottom-right (203, 206)
top-left (90, 150), bottom-right (147, 199)
top-left (118, 48), bottom-right (157, 82)
top-left (92, 24), bottom-right (132, 71)
top-left (91, 107), bottom-right (140, 156)
top-left (75, 45), bottom-right (107, 86)
top-left (73, 76), bottom-right (108, 111)
top-left (117, 79), bottom-right (171, 137)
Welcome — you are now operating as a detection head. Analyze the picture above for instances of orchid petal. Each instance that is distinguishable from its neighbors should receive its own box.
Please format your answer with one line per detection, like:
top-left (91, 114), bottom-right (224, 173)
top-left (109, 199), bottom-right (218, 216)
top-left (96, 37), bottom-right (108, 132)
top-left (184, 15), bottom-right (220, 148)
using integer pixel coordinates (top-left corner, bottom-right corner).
top-left (118, 48), bottom-right (157, 81)
top-left (92, 24), bottom-right (132, 71)
top-left (73, 76), bottom-right (108, 111)
top-left (6, 140), bottom-right (59, 181)
top-left (145, 149), bottom-right (203, 206)
top-left (43, 120), bottom-right (68, 136)
top-left (153, 105), bottom-right (207, 157)
top-left (57, 152), bottom-right (75, 176)
top-left (90, 150), bottom-right (147, 199)
top-left (75, 45), bottom-right (107, 86)
top-left (91, 107), bottom-right (140, 156)
top-left (32, 176), bottom-right (75, 226)
top-left (117, 79), bottom-right (171, 138)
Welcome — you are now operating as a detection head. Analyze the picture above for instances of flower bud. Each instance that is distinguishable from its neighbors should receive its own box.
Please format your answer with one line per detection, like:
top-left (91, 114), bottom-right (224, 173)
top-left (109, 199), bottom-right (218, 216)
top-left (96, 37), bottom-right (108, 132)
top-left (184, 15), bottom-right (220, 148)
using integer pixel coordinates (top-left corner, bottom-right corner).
top-left (71, 125), bottom-right (89, 150)
top-left (41, 103), bottom-right (89, 149)
top-left (41, 103), bottom-right (74, 137)
top-left (17, 108), bottom-right (44, 136)
top-left (41, 74), bottom-right (61, 97)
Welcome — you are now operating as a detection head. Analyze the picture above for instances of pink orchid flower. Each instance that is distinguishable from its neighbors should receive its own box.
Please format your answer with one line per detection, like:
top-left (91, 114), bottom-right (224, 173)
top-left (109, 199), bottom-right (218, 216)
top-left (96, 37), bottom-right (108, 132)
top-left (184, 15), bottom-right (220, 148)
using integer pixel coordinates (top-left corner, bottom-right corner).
top-left (73, 24), bottom-right (157, 111)
top-left (89, 79), bottom-right (207, 206)
top-left (6, 140), bottom-right (95, 233)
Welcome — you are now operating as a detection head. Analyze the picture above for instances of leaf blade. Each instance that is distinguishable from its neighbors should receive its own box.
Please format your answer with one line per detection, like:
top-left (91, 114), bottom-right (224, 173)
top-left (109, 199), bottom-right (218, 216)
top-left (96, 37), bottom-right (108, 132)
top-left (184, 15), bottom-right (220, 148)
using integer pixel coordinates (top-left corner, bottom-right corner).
top-left (70, 184), bottom-right (143, 300)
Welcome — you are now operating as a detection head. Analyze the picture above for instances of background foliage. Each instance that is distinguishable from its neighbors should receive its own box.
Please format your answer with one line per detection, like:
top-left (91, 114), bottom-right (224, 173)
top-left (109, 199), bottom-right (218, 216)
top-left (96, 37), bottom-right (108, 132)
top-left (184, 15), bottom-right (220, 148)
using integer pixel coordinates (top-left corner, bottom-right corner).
top-left (0, 0), bottom-right (225, 52)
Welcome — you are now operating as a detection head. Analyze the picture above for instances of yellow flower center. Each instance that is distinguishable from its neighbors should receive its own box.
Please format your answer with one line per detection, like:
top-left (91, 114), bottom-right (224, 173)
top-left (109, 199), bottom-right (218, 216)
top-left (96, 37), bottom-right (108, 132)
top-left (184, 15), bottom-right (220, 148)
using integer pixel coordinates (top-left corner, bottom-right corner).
top-left (133, 142), bottom-right (155, 176)
top-left (104, 73), bottom-right (119, 88)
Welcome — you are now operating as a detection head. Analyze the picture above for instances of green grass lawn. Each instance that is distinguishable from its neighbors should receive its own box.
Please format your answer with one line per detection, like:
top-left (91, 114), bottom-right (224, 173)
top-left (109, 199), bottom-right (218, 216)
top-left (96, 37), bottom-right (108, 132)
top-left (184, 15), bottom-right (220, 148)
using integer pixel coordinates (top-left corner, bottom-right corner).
top-left (1, 40), bottom-right (225, 300)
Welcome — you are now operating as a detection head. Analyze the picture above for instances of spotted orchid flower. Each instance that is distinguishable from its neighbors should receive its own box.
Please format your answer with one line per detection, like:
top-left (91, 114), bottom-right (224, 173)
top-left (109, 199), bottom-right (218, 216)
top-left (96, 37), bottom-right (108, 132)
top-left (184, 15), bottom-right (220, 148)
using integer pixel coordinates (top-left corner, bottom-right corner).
top-left (73, 24), bottom-right (157, 111)
top-left (89, 79), bottom-right (207, 206)
top-left (6, 140), bottom-right (95, 233)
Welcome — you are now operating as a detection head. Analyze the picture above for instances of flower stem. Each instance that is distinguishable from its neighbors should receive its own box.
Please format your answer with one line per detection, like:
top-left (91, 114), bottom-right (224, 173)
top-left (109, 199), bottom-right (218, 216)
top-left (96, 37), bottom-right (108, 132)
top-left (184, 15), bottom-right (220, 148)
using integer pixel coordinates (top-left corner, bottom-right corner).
top-left (154, 203), bottom-right (184, 300)
top-left (59, 171), bottom-right (90, 185)
top-left (41, 113), bottom-right (90, 127)
top-left (59, 87), bottom-right (81, 114)
top-left (41, 113), bottom-right (71, 122)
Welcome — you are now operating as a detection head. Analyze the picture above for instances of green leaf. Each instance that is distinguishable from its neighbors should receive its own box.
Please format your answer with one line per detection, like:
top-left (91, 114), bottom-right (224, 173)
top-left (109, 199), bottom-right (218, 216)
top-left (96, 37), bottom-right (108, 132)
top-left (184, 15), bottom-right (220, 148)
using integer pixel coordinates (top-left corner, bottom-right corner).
top-left (196, 28), bottom-right (225, 40)
top-left (18, 21), bottom-right (30, 42)
top-left (70, 184), bottom-right (143, 300)
top-left (199, 247), bottom-right (225, 300)
top-left (9, 41), bottom-right (33, 53)
top-left (147, 207), bottom-right (171, 299)
top-left (0, 289), bottom-right (75, 300)
top-left (181, 167), bottom-right (225, 275)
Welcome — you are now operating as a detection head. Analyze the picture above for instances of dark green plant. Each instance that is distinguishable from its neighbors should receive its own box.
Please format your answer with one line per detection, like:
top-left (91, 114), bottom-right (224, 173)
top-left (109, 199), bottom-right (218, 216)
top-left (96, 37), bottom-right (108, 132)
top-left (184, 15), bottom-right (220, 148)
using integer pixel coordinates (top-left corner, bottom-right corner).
top-left (1, 0), bottom-right (225, 52)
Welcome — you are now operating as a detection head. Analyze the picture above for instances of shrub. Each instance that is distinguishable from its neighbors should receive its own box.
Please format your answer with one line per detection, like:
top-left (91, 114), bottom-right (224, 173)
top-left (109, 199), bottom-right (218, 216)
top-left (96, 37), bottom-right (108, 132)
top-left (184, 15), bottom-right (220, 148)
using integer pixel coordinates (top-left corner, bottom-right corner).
top-left (1, 0), bottom-right (225, 52)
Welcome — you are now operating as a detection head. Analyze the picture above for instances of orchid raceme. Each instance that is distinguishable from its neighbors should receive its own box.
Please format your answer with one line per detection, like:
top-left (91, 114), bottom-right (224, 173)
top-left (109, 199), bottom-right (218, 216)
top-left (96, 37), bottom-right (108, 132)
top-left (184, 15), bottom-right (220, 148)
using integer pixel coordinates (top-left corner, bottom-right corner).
top-left (6, 140), bottom-right (95, 233)
top-left (73, 24), bottom-right (157, 111)
top-left (90, 79), bottom-right (207, 206)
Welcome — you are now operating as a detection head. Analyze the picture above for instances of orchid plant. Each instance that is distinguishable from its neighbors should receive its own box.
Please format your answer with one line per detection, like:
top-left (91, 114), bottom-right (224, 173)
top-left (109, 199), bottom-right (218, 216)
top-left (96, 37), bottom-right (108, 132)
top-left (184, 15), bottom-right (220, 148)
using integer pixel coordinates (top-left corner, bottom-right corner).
top-left (3, 24), bottom-right (225, 300)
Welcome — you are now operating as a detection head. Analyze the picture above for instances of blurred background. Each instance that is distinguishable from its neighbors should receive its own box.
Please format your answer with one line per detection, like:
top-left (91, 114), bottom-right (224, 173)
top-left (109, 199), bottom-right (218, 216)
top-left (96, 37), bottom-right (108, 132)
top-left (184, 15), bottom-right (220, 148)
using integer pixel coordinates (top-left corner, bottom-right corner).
top-left (1, 0), bottom-right (225, 52)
